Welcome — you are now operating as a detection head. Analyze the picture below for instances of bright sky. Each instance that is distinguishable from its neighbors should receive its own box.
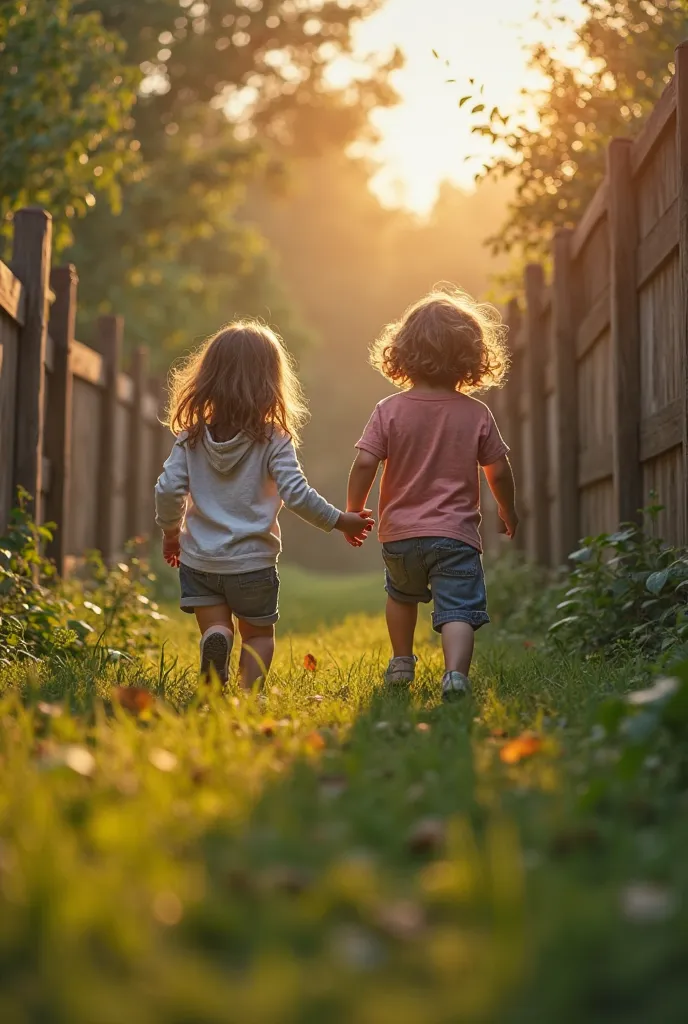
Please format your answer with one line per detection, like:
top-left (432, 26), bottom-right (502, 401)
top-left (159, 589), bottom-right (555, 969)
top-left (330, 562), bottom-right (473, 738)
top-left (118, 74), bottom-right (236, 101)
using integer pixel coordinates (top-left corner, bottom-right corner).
top-left (345, 0), bottom-right (585, 214)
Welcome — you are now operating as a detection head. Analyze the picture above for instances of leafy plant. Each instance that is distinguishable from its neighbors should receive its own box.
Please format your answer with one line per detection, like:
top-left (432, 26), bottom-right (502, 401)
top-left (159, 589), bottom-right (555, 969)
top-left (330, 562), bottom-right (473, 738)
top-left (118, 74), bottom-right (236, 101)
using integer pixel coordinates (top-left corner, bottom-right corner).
top-left (549, 503), bottom-right (688, 658)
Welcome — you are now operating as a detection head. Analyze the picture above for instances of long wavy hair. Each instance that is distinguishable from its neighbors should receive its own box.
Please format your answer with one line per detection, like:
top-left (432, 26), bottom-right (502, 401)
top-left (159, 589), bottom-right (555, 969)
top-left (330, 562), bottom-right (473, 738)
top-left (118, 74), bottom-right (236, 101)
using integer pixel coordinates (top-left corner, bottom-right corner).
top-left (370, 286), bottom-right (510, 393)
top-left (167, 320), bottom-right (308, 447)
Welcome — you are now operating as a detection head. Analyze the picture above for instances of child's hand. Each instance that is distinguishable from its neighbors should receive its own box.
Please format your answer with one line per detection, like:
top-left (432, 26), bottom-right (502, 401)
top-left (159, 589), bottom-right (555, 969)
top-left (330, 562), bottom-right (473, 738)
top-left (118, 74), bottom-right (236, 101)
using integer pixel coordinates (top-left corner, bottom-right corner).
top-left (162, 530), bottom-right (181, 567)
top-left (336, 509), bottom-right (375, 547)
top-left (498, 506), bottom-right (519, 540)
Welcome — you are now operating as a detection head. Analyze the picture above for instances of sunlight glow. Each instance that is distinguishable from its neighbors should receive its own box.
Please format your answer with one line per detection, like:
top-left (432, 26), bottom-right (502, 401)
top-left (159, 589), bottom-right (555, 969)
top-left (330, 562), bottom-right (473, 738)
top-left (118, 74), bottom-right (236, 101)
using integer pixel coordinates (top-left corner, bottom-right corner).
top-left (346, 0), bottom-right (585, 214)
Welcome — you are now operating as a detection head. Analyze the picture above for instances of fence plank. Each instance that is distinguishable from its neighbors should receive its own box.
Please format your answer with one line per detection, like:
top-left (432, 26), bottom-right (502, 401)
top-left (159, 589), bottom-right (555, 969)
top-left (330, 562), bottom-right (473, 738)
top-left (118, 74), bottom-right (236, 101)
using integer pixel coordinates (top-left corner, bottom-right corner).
top-left (11, 208), bottom-right (52, 521)
top-left (608, 138), bottom-right (642, 524)
top-left (0, 261), bottom-right (25, 324)
top-left (552, 228), bottom-right (578, 563)
top-left (97, 316), bottom-right (122, 564)
top-left (524, 263), bottom-right (550, 564)
top-left (503, 299), bottom-right (525, 552)
top-left (677, 41), bottom-right (688, 544)
top-left (45, 265), bottom-right (77, 573)
top-left (127, 347), bottom-right (147, 541)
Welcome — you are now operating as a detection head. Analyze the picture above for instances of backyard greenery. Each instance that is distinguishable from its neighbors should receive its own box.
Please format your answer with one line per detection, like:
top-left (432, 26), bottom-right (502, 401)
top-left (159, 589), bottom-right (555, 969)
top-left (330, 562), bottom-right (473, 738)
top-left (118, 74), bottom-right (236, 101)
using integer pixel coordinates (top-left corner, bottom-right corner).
top-left (2, 513), bottom-right (688, 1020)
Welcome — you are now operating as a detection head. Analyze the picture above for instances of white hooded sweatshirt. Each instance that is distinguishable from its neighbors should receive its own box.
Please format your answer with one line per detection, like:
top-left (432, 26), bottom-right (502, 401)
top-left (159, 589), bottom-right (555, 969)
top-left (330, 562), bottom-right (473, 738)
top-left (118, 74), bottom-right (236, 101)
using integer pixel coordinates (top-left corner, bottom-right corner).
top-left (154, 428), bottom-right (341, 573)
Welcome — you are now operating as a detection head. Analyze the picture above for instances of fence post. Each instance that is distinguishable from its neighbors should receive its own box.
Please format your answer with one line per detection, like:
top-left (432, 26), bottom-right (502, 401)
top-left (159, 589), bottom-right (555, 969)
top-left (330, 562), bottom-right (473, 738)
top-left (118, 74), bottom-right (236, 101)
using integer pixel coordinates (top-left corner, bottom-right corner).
top-left (552, 228), bottom-right (579, 563)
top-left (608, 137), bottom-right (642, 526)
top-left (97, 315), bottom-right (122, 564)
top-left (11, 208), bottom-right (52, 521)
top-left (45, 265), bottom-right (77, 573)
top-left (524, 263), bottom-right (550, 564)
top-left (126, 347), bottom-right (147, 541)
top-left (504, 299), bottom-right (525, 552)
top-left (676, 41), bottom-right (688, 545)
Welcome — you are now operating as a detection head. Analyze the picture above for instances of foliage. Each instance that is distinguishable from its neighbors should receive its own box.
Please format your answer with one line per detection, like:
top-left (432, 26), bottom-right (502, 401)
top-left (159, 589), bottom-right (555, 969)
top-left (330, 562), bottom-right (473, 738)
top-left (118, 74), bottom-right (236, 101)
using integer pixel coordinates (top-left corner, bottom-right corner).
top-left (0, 495), bottom-right (166, 665)
top-left (463, 0), bottom-right (688, 255)
top-left (0, 0), bottom-right (140, 253)
top-left (69, 0), bottom-right (400, 362)
top-left (549, 504), bottom-right (688, 659)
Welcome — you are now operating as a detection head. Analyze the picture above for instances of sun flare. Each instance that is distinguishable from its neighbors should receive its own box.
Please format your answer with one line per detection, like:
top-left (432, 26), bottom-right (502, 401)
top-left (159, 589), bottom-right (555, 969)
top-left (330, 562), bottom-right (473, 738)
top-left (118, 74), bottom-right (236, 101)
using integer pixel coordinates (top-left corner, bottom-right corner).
top-left (345, 0), bottom-right (585, 214)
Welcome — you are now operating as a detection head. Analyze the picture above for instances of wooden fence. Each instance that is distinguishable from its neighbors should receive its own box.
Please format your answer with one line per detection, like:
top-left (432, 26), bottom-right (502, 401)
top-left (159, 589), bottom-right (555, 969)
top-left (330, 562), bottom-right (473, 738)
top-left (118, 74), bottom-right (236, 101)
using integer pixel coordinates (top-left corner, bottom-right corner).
top-left (0, 208), bottom-right (167, 573)
top-left (489, 40), bottom-right (688, 567)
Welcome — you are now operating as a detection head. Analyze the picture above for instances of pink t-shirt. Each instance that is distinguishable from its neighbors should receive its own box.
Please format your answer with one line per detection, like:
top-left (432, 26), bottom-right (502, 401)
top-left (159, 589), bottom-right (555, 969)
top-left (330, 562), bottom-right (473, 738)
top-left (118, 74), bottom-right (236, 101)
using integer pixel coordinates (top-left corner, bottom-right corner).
top-left (356, 390), bottom-right (509, 553)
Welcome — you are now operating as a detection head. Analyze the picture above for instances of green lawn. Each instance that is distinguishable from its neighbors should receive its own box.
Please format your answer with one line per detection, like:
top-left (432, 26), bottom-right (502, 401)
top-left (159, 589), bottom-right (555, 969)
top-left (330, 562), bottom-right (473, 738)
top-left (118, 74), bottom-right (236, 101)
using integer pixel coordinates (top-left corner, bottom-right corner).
top-left (1, 568), bottom-right (687, 1022)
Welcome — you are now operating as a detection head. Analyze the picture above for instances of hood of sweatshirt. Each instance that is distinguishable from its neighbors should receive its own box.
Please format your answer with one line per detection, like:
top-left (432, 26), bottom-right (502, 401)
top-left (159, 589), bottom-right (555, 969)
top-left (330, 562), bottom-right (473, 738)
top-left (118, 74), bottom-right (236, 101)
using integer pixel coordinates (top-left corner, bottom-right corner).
top-left (201, 427), bottom-right (256, 475)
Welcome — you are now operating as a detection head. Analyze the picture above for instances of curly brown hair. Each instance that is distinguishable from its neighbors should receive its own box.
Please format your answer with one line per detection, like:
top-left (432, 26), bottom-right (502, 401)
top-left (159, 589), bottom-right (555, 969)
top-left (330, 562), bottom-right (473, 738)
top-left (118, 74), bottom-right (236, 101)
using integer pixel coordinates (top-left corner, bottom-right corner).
top-left (370, 287), bottom-right (510, 392)
top-left (166, 320), bottom-right (308, 448)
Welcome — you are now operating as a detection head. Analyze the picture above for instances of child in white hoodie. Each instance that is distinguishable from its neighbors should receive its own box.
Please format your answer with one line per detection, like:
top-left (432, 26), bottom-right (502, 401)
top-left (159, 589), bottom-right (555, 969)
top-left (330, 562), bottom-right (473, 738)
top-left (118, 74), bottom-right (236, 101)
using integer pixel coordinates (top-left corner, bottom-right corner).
top-left (155, 321), bottom-right (373, 689)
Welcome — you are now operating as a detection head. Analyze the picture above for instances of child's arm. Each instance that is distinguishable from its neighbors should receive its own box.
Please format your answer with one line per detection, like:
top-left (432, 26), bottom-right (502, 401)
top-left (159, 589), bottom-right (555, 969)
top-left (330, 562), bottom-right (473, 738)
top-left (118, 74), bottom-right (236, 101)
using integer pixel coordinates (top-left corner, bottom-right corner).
top-left (154, 439), bottom-right (189, 567)
top-left (269, 438), bottom-right (374, 544)
top-left (347, 450), bottom-right (381, 512)
top-left (482, 456), bottom-right (519, 539)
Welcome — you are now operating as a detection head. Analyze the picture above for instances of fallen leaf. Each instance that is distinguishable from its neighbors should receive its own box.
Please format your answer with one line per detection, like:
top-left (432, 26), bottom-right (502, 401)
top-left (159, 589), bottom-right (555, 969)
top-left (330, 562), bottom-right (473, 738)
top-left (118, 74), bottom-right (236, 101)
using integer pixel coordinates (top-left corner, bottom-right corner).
top-left (149, 748), bottom-right (178, 772)
top-left (304, 731), bottom-right (326, 754)
top-left (415, 722), bottom-right (431, 734)
top-left (260, 719), bottom-right (278, 737)
top-left (36, 701), bottom-right (62, 719)
top-left (500, 733), bottom-right (543, 764)
top-left (621, 882), bottom-right (676, 923)
top-left (407, 817), bottom-right (446, 856)
top-left (304, 653), bottom-right (318, 671)
top-left (376, 901), bottom-right (426, 940)
top-left (112, 686), bottom-right (155, 715)
top-left (263, 865), bottom-right (311, 894)
top-left (550, 826), bottom-right (601, 858)
top-left (319, 774), bottom-right (348, 799)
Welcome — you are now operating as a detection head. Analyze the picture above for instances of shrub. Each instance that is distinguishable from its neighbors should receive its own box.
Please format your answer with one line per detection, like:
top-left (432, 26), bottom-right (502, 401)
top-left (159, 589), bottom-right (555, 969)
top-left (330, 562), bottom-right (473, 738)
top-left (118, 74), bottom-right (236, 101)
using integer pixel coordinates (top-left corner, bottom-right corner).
top-left (549, 504), bottom-right (688, 660)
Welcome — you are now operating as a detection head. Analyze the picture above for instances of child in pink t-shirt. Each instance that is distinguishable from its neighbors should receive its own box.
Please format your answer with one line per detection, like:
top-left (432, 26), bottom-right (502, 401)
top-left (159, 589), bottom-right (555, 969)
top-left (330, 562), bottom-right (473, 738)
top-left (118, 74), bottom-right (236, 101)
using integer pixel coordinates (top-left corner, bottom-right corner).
top-left (347, 288), bottom-right (519, 700)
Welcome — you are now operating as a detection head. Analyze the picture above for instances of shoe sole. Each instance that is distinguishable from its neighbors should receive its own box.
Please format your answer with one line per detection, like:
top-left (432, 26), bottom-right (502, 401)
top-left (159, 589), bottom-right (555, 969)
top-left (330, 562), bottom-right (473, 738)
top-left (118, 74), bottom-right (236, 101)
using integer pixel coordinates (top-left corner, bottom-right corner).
top-left (200, 632), bottom-right (230, 684)
top-left (442, 687), bottom-right (470, 702)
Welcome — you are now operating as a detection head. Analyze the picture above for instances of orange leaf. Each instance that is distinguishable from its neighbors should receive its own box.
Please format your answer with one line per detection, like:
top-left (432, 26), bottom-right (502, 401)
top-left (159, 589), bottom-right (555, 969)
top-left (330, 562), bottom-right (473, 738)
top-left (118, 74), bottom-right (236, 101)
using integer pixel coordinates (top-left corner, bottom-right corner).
top-left (304, 731), bottom-right (326, 754)
top-left (112, 686), bottom-right (155, 715)
top-left (304, 653), bottom-right (318, 671)
top-left (260, 719), bottom-right (278, 737)
top-left (500, 733), bottom-right (543, 764)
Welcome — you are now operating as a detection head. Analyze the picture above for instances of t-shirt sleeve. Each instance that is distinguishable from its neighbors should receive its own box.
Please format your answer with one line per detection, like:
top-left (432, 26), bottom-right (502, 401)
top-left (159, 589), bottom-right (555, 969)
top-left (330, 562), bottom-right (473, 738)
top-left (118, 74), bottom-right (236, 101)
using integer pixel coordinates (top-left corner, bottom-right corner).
top-left (356, 405), bottom-right (387, 461)
top-left (478, 406), bottom-right (510, 467)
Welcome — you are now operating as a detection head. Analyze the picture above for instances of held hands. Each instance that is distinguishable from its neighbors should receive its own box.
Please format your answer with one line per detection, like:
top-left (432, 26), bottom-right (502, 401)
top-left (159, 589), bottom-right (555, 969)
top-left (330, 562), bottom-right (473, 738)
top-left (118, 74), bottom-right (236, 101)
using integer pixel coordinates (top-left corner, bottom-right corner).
top-left (162, 529), bottom-right (181, 567)
top-left (336, 509), bottom-right (375, 548)
top-left (498, 506), bottom-right (519, 540)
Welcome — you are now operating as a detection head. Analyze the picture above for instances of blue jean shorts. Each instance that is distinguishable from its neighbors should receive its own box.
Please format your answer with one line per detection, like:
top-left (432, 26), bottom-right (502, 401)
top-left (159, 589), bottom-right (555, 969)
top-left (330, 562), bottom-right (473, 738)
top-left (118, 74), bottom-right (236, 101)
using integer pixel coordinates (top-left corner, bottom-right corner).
top-left (179, 564), bottom-right (280, 626)
top-left (382, 537), bottom-right (489, 633)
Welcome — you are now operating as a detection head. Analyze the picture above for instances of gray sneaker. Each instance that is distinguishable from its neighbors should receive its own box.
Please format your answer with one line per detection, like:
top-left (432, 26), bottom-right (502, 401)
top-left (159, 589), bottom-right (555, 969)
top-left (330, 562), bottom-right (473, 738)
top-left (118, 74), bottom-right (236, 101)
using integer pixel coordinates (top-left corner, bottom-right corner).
top-left (200, 629), bottom-right (232, 685)
top-left (441, 671), bottom-right (471, 701)
top-left (384, 655), bottom-right (417, 686)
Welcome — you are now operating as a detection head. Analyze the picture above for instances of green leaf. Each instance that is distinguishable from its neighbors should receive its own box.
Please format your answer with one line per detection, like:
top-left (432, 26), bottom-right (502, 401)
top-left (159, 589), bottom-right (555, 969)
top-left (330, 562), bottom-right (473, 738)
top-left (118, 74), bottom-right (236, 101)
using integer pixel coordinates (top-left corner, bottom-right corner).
top-left (646, 569), bottom-right (670, 595)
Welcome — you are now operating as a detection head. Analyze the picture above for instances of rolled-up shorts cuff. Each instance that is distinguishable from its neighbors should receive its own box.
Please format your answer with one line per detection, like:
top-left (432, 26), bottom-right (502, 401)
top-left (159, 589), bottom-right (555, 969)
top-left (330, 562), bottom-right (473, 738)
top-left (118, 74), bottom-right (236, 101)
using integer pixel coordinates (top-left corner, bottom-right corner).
top-left (384, 578), bottom-right (432, 605)
top-left (432, 611), bottom-right (490, 634)
top-left (180, 596), bottom-right (225, 613)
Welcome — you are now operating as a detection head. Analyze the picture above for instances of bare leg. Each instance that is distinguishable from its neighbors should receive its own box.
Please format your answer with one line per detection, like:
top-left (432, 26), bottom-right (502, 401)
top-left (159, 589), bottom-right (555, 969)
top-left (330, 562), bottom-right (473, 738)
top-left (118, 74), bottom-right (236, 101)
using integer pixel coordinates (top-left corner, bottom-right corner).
top-left (386, 596), bottom-right (418, 658)
top-left (194, 604), bottom-right (233, 636)
top-left (237, 620), bottom-right (275, 690)
top-left (441, 621), bottom-right (475, 676)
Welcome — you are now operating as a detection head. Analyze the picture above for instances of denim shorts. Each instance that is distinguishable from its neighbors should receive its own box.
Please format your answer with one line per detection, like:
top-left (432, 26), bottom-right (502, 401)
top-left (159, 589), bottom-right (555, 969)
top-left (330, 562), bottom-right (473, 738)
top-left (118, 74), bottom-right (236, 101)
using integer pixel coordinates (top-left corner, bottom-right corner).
top-left (382, 537), bottom-right (489, 633)
top-left (179, 563), bottom-right (280, 626)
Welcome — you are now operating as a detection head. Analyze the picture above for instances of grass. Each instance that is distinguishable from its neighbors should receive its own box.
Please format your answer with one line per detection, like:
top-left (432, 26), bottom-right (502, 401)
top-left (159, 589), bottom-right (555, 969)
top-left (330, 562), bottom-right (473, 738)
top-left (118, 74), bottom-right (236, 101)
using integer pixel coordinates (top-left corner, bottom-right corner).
top-left (1, 567), bottom-right (688, 1022)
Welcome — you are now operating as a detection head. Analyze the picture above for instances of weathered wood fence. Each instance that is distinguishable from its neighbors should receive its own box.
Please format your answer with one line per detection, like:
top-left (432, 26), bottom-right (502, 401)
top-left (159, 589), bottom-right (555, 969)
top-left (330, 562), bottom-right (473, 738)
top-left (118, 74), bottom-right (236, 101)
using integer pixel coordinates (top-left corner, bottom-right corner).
top-left (488, 41), bottom-right (688, 567)
top-left (0, 208), bottom-right (167, 573)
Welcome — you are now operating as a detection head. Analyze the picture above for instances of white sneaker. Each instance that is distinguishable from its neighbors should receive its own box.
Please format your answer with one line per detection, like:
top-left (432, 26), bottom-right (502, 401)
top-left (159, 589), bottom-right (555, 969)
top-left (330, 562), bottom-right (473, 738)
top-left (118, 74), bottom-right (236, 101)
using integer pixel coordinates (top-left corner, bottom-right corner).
top-left (200, 627), bottom-right (232, 685)
top-left (384, 655), bottom-right (417, 686)
top-left (441, 671), bottom-right (471, 701)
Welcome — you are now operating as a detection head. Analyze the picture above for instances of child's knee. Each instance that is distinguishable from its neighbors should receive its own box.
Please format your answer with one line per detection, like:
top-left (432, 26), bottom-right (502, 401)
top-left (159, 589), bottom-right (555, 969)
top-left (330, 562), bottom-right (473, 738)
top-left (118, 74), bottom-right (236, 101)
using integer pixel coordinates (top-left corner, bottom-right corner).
top-left (237, 619), bottom-right (275, 641)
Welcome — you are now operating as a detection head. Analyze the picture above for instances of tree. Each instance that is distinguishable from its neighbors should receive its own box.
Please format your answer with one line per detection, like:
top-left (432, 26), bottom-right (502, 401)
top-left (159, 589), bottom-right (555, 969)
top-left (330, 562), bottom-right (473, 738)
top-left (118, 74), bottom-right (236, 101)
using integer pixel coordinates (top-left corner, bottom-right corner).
top-left (69, 0), bottom-right (400, 362)
top-left (474, 0), bottom-right (688, 256)
top-left (0, 0), bottom-right (139, 252)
